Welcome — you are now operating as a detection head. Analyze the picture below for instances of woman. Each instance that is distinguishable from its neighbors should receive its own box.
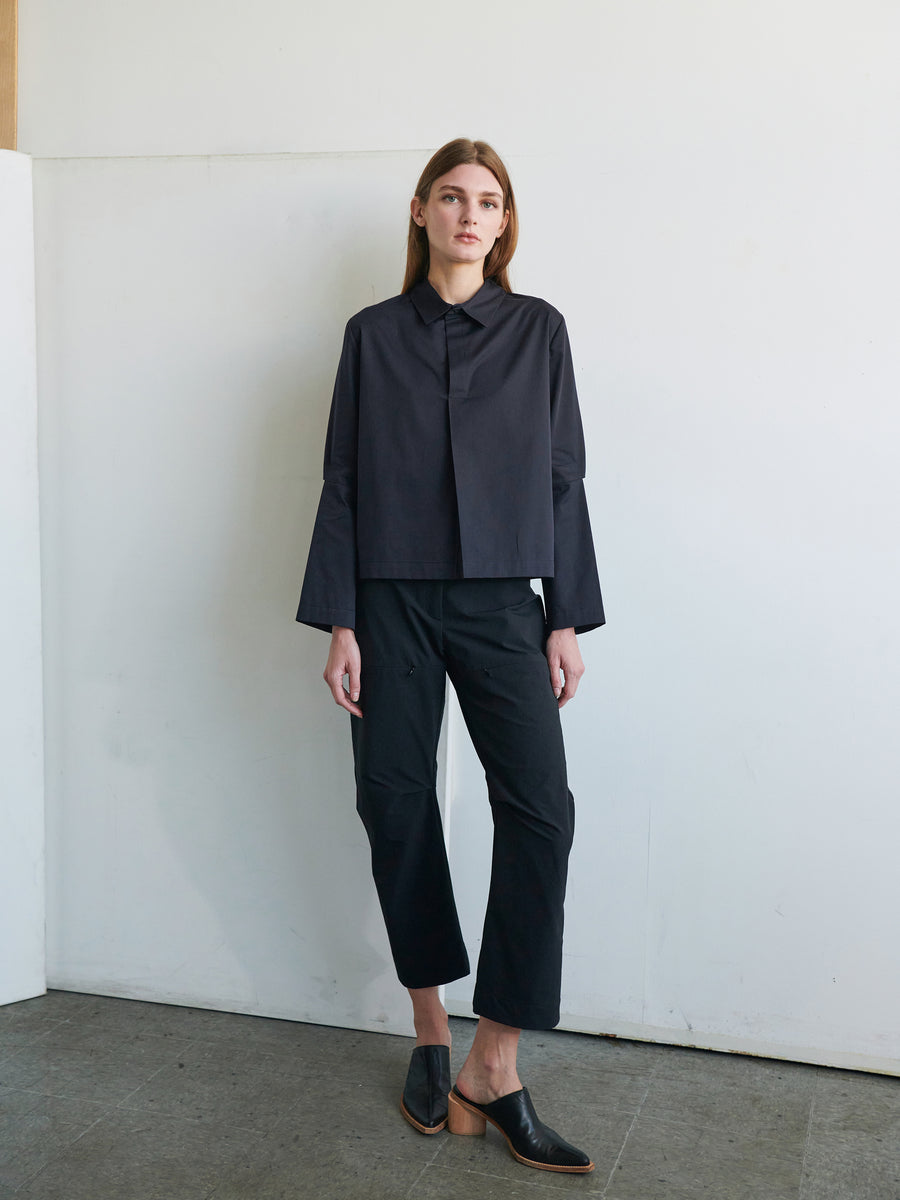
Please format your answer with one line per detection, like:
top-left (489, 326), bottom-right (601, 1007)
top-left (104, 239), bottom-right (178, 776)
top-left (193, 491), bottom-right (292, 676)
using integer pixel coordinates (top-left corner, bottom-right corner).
top-left (297, 138), bottom-right (604, 1174)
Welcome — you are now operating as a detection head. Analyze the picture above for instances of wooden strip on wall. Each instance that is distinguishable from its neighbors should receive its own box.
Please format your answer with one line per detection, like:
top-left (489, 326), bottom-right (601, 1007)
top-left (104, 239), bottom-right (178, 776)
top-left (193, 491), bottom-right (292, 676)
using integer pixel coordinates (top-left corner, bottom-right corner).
top-left (0, 0), bottom-right (17, 150)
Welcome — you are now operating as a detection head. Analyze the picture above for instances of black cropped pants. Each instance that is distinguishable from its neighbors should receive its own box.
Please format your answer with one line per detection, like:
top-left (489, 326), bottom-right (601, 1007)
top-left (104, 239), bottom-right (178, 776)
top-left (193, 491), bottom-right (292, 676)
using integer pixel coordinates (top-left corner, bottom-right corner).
top-left (351, 578), bottom-right (575, 1030)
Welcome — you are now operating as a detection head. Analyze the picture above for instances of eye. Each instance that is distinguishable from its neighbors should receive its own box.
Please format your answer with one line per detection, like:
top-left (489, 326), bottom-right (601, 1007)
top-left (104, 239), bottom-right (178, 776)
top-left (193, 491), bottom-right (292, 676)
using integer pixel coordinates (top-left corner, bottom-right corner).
top-left (442, 194), bottom-right (460, 203)
top-left (481, 200), bottom-right (497, 209)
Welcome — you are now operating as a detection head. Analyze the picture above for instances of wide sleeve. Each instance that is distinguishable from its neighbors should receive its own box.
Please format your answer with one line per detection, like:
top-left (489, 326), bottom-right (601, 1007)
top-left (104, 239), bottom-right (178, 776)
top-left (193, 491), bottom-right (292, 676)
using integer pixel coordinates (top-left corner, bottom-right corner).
top-left (541, 317), bottom-right (606, 635)
top-left (295, 322), bottom-right (360, 632)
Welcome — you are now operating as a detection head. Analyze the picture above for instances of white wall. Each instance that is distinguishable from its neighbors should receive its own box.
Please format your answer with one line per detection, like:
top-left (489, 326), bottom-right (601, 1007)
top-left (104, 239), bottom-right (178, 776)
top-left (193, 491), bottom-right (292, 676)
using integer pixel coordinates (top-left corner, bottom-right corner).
top-left (444, 10), bottom-right (900, 1071)
top-left (0, 151), bottom-right (46, 1006)
top-left (32, 151), bottom-right (424, 1027)
top-left (19, 2), bottom-right (900, 1069)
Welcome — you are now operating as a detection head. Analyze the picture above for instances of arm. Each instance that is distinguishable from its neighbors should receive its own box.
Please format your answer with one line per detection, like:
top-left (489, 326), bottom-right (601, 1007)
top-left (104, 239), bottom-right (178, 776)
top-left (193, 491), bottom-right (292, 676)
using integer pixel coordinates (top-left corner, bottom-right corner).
top-left (296, 322), bottom-right (361, 632)
top-left (541, 316), bottom-right (605, 636)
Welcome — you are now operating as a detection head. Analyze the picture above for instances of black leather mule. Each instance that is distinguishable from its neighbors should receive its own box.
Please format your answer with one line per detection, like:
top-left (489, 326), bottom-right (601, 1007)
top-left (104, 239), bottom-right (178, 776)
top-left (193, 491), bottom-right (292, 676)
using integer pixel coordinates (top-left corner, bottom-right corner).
top-left (448, 1084), bottom-right (594, 1173)
top-left (400, 1045), bottom-right (451, 1134)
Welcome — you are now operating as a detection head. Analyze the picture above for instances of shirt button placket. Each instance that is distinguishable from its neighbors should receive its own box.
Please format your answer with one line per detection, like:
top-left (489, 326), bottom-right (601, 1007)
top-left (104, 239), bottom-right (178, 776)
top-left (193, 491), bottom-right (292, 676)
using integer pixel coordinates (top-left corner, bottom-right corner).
top-left (445, 308), bottom-right (472, 573)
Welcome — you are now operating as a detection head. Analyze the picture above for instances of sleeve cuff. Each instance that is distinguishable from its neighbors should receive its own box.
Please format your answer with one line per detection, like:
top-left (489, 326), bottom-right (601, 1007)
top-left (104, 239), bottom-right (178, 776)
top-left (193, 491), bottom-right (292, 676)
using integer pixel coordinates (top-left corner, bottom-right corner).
top-left (295, 605), bottom-right (356, 634)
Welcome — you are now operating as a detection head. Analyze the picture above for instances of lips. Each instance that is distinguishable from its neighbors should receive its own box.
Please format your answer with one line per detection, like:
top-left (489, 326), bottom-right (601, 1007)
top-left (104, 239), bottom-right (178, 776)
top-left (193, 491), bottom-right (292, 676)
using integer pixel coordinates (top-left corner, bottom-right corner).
top-left (455, 234), bottom-right (480, 243)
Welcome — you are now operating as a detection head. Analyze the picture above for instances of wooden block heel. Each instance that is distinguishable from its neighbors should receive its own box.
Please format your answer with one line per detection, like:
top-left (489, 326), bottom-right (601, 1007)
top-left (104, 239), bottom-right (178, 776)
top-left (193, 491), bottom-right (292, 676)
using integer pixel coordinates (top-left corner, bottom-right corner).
top-left (447, 1089), bottom-right (487, 1135)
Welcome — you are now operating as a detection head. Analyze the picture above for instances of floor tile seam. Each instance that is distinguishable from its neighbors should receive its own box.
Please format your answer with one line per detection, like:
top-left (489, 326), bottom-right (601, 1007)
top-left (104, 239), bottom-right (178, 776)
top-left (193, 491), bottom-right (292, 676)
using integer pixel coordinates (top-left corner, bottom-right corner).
top-left (110, 1097), bottom-right (277, 1138)
top-left (640, 1084), bottom-right (818, 1111)
top-left (794, 1078), bottom-right (820, 1200)
top-left (629, 1067), bottom-right (653, 1117)
top-left (627, 1112), bottom-right (810, 1158)
top-left (2, 1122), bottom-right (109, 1200)
top-left (802, 1139), bottom-right (900, 1172)
top-left (1, 1097), bottom-right (116, 1146)
top-left (153, 1032), bottom-right (289, 1070)
top-left (577, 1102), bottom-right (658, 1122)
top-left (5, 1158), bottom-right (48, 1195)
top-left (0, 1082), bottom-right (114, 1109)
top-left (0, 1040), bottom-right (55, 1067)
top-left (801, 1129), bottom-right (900, 1167)
top-left (117, 1048), bottom-right (379, 1088)
top-left (112, 1055), bottom-right (189, 1110)
top-left (2, 1029), bottom-right (200, 1061)
top-left (801, 1128), bottom-right (900, 1156)
top-left (0, 1017), bottom-right (69, 1037)
top-left (0, 1106), bottom-right (108, 1138)
top-left (524, 1062), bottom-right (658, 1085)
top-left (643, 1073), bottom-right (819, 1099)
top-left (598, 1106), bottom-right (642, 1198)
top-left (169, 1035), bottom-right (354, 1068)
top-left (24, 1024), bottom-right (78, 1054)
top-left (110, 1092), bottom-right (254, 1126)
top-left (61, 1020), bottom-right (307, 1046)
top-left (643, 1060), bottom-right (820, 1089)
top-left (591, 1070), bottom-right (653, 1196)
top-left (49, 1105), bottom-right (110, 1152)
top-left (415, 1160), bottom-right (600, 1194)
top-left (8, 1041), bottom-right (201, 1070)
top-left (645, 1062), bottom-right (819, 1088)
top-left (401, 1149), bottom-right (443, 1199)
top-left (46, 1013), bottom-right (339, 1044)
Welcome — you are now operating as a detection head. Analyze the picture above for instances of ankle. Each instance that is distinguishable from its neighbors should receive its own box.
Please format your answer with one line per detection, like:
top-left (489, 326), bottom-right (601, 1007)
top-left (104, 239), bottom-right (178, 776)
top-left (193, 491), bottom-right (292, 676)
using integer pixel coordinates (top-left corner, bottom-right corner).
top-left (409, 987), bottom-right (451, 1048)
top-left (412, 1012), bottom-right (451, 1048)
top-left (464, 1052), bottom-right (505, 1078)
top-left (414, 1027), bottom-right (452, 1048)
top-left (456, 1053), bottom-right (522, 1104)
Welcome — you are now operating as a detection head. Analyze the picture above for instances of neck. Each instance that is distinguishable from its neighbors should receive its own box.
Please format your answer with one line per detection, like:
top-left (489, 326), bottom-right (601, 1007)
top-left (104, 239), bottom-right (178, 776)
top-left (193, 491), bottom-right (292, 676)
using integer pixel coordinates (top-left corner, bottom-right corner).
top-left (426, 262), bottom-right (486, 305)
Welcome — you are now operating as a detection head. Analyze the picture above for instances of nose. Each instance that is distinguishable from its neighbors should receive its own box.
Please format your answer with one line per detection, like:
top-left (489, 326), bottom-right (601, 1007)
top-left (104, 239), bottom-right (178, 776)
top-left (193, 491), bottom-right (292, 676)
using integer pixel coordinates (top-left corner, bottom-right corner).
top-left (461, 202), bottom-right (477, 225)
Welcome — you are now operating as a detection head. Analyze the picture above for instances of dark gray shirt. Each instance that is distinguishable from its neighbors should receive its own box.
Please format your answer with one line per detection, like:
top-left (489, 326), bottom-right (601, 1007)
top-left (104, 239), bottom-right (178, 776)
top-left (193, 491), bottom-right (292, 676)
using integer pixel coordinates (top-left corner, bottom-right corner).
top-left (296, 278), bottom-right (604, 634)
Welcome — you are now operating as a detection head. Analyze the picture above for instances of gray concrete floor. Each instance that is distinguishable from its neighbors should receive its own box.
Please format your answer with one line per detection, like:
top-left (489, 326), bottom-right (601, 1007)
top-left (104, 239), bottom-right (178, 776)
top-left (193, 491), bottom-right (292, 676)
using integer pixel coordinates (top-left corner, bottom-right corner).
top-left (1, 992), bottom-right (898, 1199)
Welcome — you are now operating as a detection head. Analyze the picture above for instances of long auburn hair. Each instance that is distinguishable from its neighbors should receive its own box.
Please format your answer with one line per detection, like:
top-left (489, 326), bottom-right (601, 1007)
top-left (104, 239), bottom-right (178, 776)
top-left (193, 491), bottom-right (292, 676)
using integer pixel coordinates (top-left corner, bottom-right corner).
top-left (402, 138), bottom-right (519, 294)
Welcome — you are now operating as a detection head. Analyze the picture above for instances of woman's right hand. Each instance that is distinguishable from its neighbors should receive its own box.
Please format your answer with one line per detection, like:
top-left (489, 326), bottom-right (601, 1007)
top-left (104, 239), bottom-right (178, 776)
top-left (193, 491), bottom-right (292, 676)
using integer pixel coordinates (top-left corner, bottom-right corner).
top-left (323, 626), bottom-right (362, 717)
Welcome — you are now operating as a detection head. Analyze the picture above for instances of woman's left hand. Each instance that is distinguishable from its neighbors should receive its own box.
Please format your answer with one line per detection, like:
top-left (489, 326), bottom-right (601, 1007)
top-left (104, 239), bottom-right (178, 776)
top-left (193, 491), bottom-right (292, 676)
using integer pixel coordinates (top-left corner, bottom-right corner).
top-left (545, 627), bottom-right (585, 708)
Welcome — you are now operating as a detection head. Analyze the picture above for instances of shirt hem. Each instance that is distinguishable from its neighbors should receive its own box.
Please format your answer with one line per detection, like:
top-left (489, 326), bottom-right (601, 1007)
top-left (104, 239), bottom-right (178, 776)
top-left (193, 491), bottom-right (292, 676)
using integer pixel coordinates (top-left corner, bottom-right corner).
top-left (359, 560), bottom-right (555, 579)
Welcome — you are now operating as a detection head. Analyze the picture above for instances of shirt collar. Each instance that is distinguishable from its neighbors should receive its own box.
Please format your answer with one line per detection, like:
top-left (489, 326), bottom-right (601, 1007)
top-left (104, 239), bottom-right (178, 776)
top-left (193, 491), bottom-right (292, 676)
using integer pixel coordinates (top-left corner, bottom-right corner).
top-left (409, 278), bottom-right (506, 328)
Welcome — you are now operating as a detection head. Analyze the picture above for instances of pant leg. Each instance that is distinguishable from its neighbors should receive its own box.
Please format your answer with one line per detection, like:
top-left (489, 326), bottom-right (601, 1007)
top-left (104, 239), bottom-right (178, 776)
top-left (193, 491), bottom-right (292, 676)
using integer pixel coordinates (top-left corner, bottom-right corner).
top-left (352, 581), bottom-right (470, 990)
top-left (444, 580), bottom-right (575, 1030)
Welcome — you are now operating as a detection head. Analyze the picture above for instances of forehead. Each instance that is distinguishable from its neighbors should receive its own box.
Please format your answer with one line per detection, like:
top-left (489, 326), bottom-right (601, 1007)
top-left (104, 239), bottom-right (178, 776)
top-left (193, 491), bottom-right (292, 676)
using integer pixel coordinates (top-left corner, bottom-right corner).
top-left (432, 162), bottom-right (503, 197)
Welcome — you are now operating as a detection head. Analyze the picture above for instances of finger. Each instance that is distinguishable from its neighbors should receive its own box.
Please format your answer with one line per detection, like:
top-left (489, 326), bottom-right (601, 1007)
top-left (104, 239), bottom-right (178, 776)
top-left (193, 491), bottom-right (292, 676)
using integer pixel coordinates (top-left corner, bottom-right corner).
top-left (328, 675), bottom-right (362, 718)
top-left (547, 659), bottom-right (563, 699)
top-left (341, 668), bottom-right (363, 717)
top-left (556, 661), bottom-right (583, 708)
top-left (348, 664), bottom-right (361, 705)
top-left (340, 690), bottom-right (364, 718)
top-left (326, 672), bottom-right (346, 707)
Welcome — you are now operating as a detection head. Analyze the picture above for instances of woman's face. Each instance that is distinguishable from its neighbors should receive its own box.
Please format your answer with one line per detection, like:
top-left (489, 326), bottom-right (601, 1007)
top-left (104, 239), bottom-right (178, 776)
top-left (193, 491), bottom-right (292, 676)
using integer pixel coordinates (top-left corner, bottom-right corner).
top-left (411, 163), bottom-right (509, 273)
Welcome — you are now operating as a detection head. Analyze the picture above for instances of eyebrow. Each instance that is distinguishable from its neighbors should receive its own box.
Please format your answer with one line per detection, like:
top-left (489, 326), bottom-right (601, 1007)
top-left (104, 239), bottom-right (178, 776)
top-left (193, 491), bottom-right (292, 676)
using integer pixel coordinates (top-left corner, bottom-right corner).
top-left (437, 185), bottom-right (503, 200)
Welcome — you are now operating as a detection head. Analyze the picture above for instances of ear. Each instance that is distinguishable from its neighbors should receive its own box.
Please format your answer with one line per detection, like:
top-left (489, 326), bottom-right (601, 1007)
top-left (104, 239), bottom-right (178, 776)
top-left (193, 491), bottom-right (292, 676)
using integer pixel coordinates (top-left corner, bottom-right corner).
top-left (498, 210), bottom-right (510, 237)
top-left (410, 196), bottom-right (427, 227)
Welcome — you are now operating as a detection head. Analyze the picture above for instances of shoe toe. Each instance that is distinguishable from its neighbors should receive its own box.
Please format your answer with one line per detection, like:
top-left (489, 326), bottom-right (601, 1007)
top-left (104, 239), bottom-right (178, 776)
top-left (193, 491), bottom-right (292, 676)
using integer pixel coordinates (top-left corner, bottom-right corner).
top-left (401, 1045), bottom-right (450, 1133)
